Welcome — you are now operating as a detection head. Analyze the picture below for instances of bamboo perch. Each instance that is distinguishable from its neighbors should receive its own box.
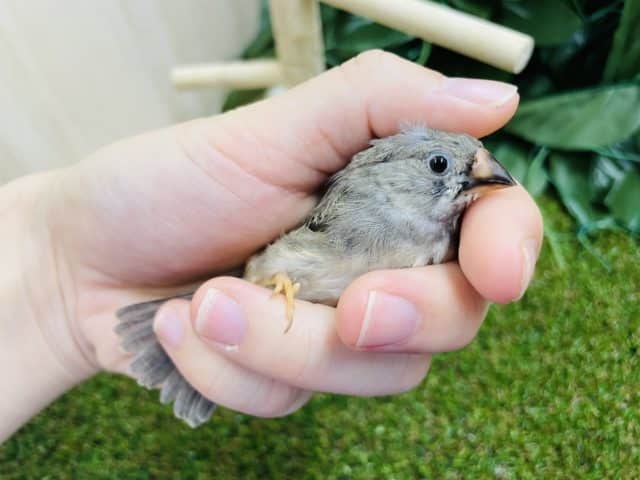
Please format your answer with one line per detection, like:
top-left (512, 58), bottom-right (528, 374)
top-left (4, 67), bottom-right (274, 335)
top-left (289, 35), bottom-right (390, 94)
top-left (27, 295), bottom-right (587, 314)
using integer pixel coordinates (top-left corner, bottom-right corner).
top-left (269, 0), bottom-right (325, 86)
top-left (321, 0), bottom-right (534, 73)
top-left (171, 59), bottom-right (283, 90)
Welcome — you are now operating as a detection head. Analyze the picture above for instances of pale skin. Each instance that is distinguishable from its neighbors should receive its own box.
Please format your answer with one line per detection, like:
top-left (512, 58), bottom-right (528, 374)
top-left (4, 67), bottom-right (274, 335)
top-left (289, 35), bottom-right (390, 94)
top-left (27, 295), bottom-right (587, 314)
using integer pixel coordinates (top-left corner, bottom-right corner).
top-left (0, 51), bottom-right (543, 442)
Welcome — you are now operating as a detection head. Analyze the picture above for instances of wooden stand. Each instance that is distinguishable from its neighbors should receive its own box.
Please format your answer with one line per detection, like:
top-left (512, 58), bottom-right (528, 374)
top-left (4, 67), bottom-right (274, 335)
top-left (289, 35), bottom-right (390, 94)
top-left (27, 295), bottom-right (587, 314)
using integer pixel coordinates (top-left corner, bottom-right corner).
top-left (171, 0), bottom-right (534, 92)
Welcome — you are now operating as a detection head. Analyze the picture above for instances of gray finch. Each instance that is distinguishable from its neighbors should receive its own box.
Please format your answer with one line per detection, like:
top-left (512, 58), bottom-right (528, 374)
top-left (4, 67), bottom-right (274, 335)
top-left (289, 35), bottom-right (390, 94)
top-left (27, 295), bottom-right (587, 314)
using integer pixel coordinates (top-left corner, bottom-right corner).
top-left (115, 126), bottom-right (515, 427)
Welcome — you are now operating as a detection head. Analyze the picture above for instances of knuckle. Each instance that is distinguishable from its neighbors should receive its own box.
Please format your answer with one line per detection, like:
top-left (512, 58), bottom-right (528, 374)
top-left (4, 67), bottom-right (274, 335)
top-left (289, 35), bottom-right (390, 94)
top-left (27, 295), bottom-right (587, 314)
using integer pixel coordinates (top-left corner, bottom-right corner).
top-left (265, 388), bottom-right (311, 418)
top-left (199, 370), bottom-right (294, 417)
top-left (241, 377), bottom-right (279, 416)
top-left (289, 326), bottom-right (319, 387)
top-left (333, 49), bottom-right (403, 131)
top-left (197, 365), bottom-right (229, 403)
top-left (397, 354), bottom-right (431, 393)
top-left (444, 322), bottom-right (480, 351)
top-left (249, 380), bottom-right (306, 418)
top-left (279, 390), bottom-right (313, 416)
top-left (339, 49), bottom-right (395, 82)
top-left (431, 299), bottom-right (486, 353)
top-left (352, 49), bottom-right (395, 68)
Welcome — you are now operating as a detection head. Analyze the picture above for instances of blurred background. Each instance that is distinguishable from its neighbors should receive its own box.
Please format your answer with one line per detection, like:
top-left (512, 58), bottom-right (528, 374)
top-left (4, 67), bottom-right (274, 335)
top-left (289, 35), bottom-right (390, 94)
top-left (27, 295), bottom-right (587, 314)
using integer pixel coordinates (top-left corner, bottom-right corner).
top-left (1, 0), bottom-right (639, 478)
top-left (0, 0), bottom-right (259, 184)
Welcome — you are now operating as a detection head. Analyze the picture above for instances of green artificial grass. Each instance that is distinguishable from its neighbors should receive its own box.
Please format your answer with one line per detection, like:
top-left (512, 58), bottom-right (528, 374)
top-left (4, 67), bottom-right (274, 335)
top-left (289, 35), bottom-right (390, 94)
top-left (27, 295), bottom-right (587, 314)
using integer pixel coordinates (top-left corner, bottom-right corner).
top-left (1, 197), bottom-right (639, 479)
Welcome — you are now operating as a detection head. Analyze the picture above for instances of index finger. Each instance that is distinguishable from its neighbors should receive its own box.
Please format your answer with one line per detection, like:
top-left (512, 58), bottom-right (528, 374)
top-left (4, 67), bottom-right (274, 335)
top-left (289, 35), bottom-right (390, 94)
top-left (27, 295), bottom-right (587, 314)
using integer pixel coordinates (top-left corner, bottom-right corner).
top-left (203, 49), bottom-right (520, 192)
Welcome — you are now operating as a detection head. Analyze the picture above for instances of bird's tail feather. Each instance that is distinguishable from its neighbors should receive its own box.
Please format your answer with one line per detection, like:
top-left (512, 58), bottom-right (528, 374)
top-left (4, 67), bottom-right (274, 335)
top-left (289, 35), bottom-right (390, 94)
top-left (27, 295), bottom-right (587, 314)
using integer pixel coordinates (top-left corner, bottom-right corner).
top-left (115, 293), bottom-right (216, 428)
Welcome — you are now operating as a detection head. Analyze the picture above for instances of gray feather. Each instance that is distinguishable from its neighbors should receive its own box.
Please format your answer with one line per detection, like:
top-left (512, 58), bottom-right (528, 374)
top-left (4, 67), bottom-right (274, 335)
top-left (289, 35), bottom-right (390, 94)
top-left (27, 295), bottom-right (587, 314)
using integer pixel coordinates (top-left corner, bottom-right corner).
top-left (115, 294), bottom-right (216, 427)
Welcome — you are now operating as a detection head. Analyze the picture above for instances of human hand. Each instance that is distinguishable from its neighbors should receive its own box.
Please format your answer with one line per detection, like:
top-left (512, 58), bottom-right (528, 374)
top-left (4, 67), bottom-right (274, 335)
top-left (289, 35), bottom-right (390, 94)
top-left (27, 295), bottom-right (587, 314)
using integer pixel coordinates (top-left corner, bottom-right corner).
top-left (12, 50), bottom-right (542, 428)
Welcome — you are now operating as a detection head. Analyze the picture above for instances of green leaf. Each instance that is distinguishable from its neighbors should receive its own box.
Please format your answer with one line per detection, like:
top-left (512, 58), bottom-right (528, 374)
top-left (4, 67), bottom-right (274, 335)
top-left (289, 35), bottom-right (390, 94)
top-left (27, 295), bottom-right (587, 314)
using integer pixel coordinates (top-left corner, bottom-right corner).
top-left (604, 170), bottom-right (640, 232)
top-left (589, 156), bottom-right (620, 200)
top-left (426, 47), bottom-right (512, 82)
top-left (603, 0), bottom-right (640, 82)
top-left (447, 0), bottom-right (493, 19)
top-left (344, 22), bottom-right (412, 51)
top-left (519, 74), bottom-right (556, 99)
top-left (548, 153), bottom-right (607, 228)
top-left (415, 41), bottom-right (432, 66)
top-left (388, 40), bottom-right (430, 64)
top-left (222, 89), bottom-right (265, 112)
top-left (321, 4), bottom-right (341, 51)
top-left (243, 1), bottom-right (273, 59)
top-left (500, 0), bottom-right (583, 46)
top-left (506, 83), bottom-right (640, 150)
top-left (535, 2), bottom-right (620, 91)
top-left (490, 139), bottom-right (528, 182)
top-left (492, 143), bottom-right (549, 198)
top-left (523, 147), bottom-right (549, 197)
top-left (595, 142), bottom-right (640, 163)
top-left (593, 155), bottom-right (626, 184)
top-left (328, 20), bottom-right (413, 61)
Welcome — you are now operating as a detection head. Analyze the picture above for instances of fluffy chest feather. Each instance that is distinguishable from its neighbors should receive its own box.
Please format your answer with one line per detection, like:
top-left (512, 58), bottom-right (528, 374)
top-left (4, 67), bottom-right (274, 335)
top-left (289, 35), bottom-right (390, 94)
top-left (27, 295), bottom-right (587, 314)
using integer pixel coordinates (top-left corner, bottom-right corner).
top-left (244, 206), bottom-right (459, 304)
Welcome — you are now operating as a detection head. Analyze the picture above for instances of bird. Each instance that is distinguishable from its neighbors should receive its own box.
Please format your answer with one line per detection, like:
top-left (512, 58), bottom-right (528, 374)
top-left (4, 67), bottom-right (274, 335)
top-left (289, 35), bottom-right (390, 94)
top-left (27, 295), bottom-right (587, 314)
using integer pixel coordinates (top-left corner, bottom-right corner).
top-left (115, 125), bottom-right (515, 428)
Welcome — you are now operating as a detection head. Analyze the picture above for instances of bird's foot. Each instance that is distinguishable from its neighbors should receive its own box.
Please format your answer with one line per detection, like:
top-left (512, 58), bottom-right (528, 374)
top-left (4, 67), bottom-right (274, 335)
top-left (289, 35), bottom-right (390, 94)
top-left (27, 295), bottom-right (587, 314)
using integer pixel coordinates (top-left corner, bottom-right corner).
top-left (259, 273), bottom-right (300, 333)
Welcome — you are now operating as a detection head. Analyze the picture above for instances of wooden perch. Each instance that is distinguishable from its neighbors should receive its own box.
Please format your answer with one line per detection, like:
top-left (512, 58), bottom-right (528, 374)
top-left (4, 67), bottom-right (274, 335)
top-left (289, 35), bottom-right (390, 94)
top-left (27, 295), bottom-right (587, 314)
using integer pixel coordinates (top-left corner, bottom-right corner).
top-left (321, 0), bottom-right (534, 73)
top-left (171, 0), bottom-right (535, 91)
top-left (171, 60), bottom-right (283, 90)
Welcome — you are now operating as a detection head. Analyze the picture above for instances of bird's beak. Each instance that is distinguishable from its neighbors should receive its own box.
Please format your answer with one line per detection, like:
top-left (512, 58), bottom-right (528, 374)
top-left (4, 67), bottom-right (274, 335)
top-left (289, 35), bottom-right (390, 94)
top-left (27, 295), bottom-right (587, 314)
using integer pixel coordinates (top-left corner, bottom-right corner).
top-left (461, 148), bottom-right (516, 194)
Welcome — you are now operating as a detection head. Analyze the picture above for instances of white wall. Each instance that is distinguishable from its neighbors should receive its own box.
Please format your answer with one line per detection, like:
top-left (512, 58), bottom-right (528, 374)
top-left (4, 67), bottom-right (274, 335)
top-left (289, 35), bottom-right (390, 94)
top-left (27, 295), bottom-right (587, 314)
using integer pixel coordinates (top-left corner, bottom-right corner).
top-left (0, 0), bottom-right (260, 183)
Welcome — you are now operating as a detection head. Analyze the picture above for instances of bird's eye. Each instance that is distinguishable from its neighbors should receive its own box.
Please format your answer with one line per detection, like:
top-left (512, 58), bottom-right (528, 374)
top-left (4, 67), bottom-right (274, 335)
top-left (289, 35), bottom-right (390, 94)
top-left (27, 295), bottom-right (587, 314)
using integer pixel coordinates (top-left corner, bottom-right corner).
top-left (427, 153), bottom-right (449, 174)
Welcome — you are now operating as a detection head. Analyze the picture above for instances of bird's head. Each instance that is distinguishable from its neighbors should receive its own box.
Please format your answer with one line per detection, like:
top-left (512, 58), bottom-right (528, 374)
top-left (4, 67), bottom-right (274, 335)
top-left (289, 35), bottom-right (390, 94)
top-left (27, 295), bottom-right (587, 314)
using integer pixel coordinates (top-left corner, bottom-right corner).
top-left (345, 125), bottom-right (515, 222)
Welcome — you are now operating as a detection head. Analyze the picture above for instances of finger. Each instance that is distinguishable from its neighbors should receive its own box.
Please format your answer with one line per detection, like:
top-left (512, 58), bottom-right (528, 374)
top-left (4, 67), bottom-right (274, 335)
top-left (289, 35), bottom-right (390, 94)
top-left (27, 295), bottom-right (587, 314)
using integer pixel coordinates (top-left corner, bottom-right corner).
top-left (189, 278), bottom-right (432, 396)
top-left (335, 264), bottom-right (488, 353)
top-left (459, 186), bottom-right (543, 303)
top-left (152, 299), bottom-right (312, 417)
top-left (195, 49), bottom-right (519, 193)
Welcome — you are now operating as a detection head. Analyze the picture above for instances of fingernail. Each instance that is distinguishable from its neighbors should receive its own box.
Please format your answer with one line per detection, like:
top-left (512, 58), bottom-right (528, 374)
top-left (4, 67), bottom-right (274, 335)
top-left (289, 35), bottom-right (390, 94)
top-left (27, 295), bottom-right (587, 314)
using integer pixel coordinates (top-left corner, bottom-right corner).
top-left (441, 78), bottom-right (518, 108)
top-left (154, 306), bottom-right (184, 349)
top-left (195, 288), bottom-right (246, 348)
top-left (518, 239), bottom-right (539, 299)
top-left (356, 291), bottom-right (420, 349)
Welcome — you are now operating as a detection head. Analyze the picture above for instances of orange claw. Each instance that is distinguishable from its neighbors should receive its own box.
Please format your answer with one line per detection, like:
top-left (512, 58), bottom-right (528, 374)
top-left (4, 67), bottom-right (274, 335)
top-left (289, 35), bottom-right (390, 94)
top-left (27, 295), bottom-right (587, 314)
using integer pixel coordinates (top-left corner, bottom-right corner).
top-left (259, 273), bottom-right (300, 333)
